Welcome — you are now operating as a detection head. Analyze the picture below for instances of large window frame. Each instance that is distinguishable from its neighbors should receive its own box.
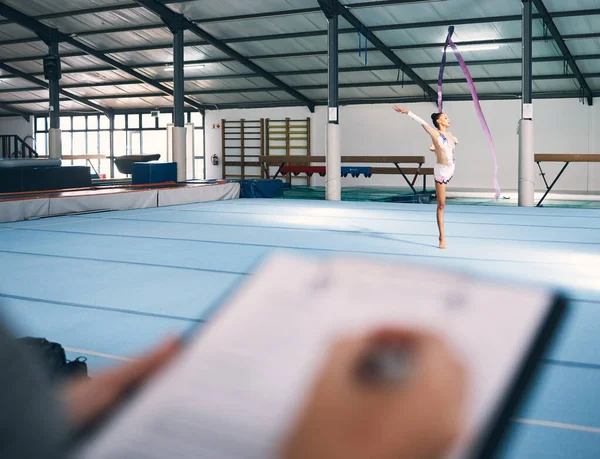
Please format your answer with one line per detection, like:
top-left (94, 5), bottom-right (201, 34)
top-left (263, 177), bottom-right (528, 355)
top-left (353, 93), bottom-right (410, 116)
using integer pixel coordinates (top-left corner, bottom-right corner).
top-left (34, 111), bottom-right (205, 180)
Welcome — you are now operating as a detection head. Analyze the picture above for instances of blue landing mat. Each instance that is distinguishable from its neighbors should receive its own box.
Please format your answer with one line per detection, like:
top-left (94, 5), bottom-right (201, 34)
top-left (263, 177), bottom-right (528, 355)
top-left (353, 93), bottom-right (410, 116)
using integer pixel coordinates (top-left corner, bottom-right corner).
top-left (1, 199), bottom-right (599, 458)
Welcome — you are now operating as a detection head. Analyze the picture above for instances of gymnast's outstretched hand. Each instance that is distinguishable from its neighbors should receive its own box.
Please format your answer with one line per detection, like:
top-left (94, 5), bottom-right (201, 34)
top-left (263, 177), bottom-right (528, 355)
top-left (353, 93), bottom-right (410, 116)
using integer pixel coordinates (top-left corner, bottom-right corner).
top-left (281, 328), bottom-right (467, 459)
top-left (393, 105), bottom-right (409, 115)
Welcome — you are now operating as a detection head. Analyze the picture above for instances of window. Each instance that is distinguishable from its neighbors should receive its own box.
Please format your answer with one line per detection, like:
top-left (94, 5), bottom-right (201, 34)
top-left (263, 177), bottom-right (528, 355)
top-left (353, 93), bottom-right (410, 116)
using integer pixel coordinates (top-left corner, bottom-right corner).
top-left (33, 111), bottom-right (205, 179)
top-left (194, 129), bottom-right (204, 158)
top-left (36, 117), bottom-right (47, 132)
top-left (129, 131), bottom-right (141, 155)
top-left (114, 131), bottom-right (127, 156)
top-left (128, 114), bottom-right (140, 129)
top-left (87, 116), bottom-right (98, 130)
top-left (99, 131), bottom-right (111, 155)
top-left (99, 131), bottom-right (111, 177)
top-left (190, 111), bottom-right (203, 127)
top-left (73, 116), bottom-right (86, 131)
top-left (114, 114), bottom-right (126, 129)
top-left (60, 116), bottom-right (71, 130)
top-left (72, 132), bottom-right (86, 155)
top-left (194, 124), bottom-right (205, 180)
top-left (158, 113), bottom-right (172, 128)
top-left (99, 115), bottom-right (110, 130)
top-left (61, 131), bottom-right (72, 156)
top-left (142, 113), bottom-right (156, 129)
top-left (87, 132), bottom-right (99, 155)
top-left (36, 133), bottom-right (48, 156)
top-left (142, 130), bottom-right (166, 155)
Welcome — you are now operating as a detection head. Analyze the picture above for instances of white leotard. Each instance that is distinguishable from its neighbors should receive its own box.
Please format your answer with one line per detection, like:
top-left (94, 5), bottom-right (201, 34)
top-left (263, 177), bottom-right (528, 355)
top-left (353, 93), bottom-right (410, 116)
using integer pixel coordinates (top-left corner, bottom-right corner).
top-left (434, 133), bottom-right (456, 184)
top-left (405, 111), bottom-right (456, 184)
top-left (436, 133), bottom-right (455, 166)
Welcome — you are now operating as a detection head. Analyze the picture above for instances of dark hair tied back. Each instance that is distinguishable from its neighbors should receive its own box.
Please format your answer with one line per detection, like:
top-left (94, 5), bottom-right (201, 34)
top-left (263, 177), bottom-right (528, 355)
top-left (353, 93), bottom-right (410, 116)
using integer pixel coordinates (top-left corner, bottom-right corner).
top-left (431, 113), bottom-right (442, 129)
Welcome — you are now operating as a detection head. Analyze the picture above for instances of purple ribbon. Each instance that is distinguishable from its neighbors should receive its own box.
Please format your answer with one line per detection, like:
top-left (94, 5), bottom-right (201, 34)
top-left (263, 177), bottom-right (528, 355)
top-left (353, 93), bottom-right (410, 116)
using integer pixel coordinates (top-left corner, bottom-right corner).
top-left (437, 28), bottom-right (452, 112)
top-left (438, 27), bottom-right (501, 200)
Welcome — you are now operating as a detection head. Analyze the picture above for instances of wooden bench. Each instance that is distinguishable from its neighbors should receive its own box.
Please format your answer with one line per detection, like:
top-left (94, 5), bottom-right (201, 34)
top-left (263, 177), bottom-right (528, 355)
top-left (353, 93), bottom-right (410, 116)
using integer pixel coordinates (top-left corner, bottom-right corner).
top-left (535, 154), bottom-right (600, 206)
top-left (259, 155), bottom-right (433, 193)
top-left (370, 167), bottom-right (434, 192)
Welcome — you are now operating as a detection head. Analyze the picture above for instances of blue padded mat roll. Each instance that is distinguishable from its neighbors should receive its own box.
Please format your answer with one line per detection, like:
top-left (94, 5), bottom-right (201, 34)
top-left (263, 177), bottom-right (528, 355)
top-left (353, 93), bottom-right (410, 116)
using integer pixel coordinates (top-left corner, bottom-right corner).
top-left (238, 179), bottom-right (284, 198)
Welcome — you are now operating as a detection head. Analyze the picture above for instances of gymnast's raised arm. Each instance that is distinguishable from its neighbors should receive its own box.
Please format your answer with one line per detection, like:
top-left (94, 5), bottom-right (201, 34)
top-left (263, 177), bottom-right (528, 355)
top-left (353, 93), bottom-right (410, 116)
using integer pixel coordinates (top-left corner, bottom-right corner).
top-left (392, 106), bottom-right (439, 141)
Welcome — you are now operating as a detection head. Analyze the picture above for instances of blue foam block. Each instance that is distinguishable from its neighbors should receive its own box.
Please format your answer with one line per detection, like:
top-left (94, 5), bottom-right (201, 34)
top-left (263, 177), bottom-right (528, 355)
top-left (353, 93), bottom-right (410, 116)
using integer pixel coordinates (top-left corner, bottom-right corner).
top-left (132, 161), bottom-right (177, 185)
top-left (238, 179), bottom-right (284, 198)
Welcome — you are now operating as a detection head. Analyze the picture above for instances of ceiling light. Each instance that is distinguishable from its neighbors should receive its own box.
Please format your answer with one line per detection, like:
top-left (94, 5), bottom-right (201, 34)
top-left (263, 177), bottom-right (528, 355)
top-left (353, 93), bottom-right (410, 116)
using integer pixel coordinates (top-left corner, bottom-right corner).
top-left (164, 64), bottom-right (206, 71)
top-left (445, 44), bottom-right (501, 53)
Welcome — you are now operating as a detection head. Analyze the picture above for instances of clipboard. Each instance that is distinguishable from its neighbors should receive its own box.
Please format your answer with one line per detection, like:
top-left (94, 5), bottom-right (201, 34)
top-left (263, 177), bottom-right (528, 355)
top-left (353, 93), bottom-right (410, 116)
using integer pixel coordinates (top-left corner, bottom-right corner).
top-left (75, 252), bottom-right (567, 459)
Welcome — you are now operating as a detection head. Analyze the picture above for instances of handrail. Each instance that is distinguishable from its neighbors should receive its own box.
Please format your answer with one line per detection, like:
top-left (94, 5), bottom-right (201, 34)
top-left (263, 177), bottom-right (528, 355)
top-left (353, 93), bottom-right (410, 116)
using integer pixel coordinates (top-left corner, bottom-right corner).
top-left (0, 135), bottom-right (39, 158)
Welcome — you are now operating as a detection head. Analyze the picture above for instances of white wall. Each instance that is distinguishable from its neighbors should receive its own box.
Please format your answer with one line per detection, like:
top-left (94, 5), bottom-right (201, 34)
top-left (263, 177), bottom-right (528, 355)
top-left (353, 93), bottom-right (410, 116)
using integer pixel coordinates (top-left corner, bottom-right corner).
top-left (0, 116), bottom-right (34, 144)
top-left (163, 99), bottom-right (600, 193)
top-left (204, 106), bottom-right (323, 180)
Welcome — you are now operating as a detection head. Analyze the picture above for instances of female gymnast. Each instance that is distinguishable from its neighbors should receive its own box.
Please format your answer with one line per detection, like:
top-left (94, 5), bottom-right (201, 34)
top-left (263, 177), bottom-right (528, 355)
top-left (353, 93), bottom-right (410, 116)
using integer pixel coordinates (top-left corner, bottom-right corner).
top-left (393, 106), bottom-right (458, 249)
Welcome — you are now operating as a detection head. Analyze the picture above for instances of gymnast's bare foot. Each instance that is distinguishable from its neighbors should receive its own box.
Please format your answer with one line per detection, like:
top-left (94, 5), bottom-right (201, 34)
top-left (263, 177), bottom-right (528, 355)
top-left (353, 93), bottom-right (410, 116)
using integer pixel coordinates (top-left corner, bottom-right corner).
top-left (439, 237), bottom-right (446, 249)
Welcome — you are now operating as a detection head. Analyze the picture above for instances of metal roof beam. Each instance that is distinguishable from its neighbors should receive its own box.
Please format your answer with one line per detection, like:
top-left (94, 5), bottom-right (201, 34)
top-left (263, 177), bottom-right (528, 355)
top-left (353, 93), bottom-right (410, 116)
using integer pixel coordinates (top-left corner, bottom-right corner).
top-left (0, 62), bottom-right (110, 115)
top-left (6, 71), bottom-right (599, 104)
top-left (0, 1), bottom-right (454, 30)
top-left (0, 2), bottom-right (205, 114)
top-left (0, 8), bottom-right (108, 116)
top-left (531, 0), bottom-right (593, 105)
top-left (334, 0), bottom-right (436, 101)
top-left (0, 0), bottom-right (195, 27)
top-left (0, 100), bottom-right (31, 120)
top-left (6, 89), bottom-right (599, 115)
top-left (203, 90), bottom-right (600, 109)
top-left (3, 7), bottom-right (600, 52)
top-left (61, 36), bottom-right (206, 113)
top-left (5, 31), bottom-right (600, 68)
top-left (3, 52), bottom-right (600, 94)
top-left (132, 0), bottom-right (315, 112)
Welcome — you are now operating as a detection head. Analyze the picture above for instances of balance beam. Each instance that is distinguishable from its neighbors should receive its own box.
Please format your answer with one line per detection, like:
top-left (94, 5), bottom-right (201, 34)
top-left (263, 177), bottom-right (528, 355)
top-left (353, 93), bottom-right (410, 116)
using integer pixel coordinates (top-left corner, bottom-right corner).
top-left (534, 154), bottom-right (600, 206)
top-left (260, 155), bottom-right (427, 193)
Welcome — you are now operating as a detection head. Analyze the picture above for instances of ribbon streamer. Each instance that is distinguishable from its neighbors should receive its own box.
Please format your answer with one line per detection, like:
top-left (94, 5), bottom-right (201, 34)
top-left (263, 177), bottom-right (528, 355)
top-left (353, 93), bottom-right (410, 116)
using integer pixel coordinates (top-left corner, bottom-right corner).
top-left (438, 26), bottom-right (501, 201)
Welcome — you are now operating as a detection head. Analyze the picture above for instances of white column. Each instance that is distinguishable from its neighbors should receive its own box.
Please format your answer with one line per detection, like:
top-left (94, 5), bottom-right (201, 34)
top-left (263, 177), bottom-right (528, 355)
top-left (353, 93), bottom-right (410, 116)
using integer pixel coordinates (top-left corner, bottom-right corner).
top-left (186, 123), bottom-right (195, 180)
top-left (48, 128), bottom-right (62, 160)
top-left (173, 126), bottom-right (187, 182)
top-left (518, 119), bottom-right (534, 206)
top-left (326, 122), bottom-right (341, 201)
top-left (519, 0), bottom-right (534, 207)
